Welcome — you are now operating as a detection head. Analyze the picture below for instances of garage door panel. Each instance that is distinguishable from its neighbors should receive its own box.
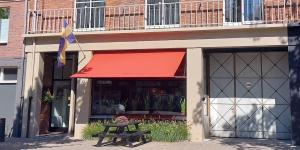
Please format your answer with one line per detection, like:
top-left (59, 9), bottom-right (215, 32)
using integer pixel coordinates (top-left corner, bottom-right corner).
top-left (210, 53), bottom-right (234, 78)
top-left (236, 131), bottom-right (264, 138)
top-left (263, 105), bottom-right (291, 133)
top-left (262, 79), bottom-right (290, 105)
top-left (209, 51), bottom-right (291, 139)
top-left (210, 78), bottom-right (234, 104)
top-left (210, 104), bottom-right (235, 130)
top-left (236, 105), bottom-right (263, 131)
top-left (210, 131), bottom-right (236, 137)
top-left (262, 52), bottom-right (289, 78)
top-left (236, 78), bottom-right (262, 105)
top-left (235, 53), bottom-right (261, 78)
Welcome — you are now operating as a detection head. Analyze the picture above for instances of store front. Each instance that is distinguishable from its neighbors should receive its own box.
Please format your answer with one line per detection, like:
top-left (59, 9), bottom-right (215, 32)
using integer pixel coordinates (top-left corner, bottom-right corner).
top-left (72, 49), bottom-right (187, 121)
top-left (91, 79), bottom-right (186, 120)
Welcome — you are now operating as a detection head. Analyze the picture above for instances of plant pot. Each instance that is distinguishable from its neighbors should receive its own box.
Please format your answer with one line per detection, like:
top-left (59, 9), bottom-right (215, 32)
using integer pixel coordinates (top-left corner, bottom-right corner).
top-left (39, 102), bottom-right (51, 134)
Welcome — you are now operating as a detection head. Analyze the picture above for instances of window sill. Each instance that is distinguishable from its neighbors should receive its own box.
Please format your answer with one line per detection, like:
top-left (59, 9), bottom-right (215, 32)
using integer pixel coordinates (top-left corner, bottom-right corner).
top-left (0, 42), bottom-right (8, 46)
top-left (0, 81), bottom-right (17, 84)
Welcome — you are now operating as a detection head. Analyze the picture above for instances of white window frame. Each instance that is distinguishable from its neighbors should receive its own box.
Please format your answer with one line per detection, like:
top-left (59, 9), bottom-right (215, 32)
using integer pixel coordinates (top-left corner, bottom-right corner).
top-left (74, 0), bottom-right (106, 32)
top-left (0, 67), bottom-right (18, 84)
top-left (145, 0), bottom-right (180, 29)
top-left (223, 0), bottom-right (263, 26)
top-left (0, 8), bottom-right (9, 44)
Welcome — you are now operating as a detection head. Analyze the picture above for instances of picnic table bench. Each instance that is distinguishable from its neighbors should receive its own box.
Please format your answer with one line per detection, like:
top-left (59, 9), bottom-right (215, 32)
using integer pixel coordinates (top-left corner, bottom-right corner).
top-left (96, 121), bottom-right (150, 147)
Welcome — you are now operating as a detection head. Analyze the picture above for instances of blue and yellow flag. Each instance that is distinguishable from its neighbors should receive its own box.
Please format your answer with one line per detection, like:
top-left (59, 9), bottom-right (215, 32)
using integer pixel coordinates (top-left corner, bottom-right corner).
top-left (57, 20), bottom-right (76, 67)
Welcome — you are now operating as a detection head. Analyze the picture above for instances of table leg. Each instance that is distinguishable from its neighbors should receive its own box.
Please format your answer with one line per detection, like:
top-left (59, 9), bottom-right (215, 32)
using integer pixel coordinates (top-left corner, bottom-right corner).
top-left (134, 123), bottom-right (147, 143)
top-left (96, 126), bottom-right (109, 147)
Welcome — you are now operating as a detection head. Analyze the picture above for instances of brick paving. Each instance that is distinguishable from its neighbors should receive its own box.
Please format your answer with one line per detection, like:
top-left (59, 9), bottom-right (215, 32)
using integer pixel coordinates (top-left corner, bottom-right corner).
top-left (0, 134), bottom-right (298, 150)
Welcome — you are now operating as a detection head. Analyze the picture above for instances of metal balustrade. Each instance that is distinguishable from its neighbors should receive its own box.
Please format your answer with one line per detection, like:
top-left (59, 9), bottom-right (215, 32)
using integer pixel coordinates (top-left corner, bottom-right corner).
top-left (26, 0), bottom-right (300, 34)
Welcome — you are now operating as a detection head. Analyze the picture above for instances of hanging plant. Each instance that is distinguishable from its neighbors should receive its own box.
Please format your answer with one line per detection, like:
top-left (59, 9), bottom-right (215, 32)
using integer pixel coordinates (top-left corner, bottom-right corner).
top-left (42, 89), bottom-right (54, 103)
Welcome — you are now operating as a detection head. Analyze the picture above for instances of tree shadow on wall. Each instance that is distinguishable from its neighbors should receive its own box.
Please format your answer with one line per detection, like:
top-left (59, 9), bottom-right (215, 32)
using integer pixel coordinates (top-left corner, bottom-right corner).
top-left (216, 103), bottom-right (294, 150)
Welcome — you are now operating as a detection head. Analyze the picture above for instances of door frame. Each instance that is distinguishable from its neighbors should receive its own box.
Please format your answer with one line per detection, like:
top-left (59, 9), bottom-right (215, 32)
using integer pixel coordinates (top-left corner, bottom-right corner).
top-left (49, 58), bottom-right (73, 132)
top-left (222, 0), bottom-right (264, 25)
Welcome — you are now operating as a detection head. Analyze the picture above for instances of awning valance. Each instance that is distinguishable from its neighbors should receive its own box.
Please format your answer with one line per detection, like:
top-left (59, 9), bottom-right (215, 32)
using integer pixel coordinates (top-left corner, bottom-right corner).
top-left (71, 50), bottom-right (186, 78)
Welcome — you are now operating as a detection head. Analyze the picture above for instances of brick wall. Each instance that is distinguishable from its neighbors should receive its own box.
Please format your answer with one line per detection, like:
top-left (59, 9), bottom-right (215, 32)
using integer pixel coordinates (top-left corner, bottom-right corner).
top-left (27, 0), bottom-right (300, 33)
top-left (0, 0), bottom-right (25, 59)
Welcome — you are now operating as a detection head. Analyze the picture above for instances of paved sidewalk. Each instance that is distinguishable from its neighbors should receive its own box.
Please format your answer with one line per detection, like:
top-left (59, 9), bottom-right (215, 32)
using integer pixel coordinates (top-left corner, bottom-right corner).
top-left (0, 134), bottom-right (298, 150)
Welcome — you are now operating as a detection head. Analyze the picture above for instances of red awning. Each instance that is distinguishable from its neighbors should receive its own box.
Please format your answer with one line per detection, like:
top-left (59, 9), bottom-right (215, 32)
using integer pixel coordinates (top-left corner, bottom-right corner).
top-left (71, 50), bottom-right (186, 78)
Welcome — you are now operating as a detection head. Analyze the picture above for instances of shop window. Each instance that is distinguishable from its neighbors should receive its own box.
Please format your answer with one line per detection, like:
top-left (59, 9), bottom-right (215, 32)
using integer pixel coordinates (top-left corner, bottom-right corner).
top-left (0, 68), bottom-right (17, 83)
top-left (147, 0), bottom-right (180, 26)
top-left (91, 80), bottom-right (186, 117)
top-left (0, 8), bottom-right (9, 43)
top-left (75, 0), bottom-right (105, 30)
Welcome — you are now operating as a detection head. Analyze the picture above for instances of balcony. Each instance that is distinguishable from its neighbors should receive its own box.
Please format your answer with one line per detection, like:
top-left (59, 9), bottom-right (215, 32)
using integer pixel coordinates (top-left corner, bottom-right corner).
top-left (26, 0), bottom-right (300, 35)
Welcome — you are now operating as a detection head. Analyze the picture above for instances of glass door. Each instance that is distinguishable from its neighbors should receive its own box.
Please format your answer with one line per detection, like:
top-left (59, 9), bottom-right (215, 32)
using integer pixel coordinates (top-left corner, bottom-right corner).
top-left (50, 81), bottom-right (71, 129)
top-left (243, 0), bottom-right (263, 24)
top-left (224, 0), bottom-right (263, 25)
top-left (75, 0), bottom-right (105, 30)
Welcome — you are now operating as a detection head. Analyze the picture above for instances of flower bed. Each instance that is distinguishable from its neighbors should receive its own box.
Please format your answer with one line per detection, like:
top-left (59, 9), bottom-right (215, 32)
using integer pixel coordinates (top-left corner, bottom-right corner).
top-left (82, 121), bottom-right (189, 142)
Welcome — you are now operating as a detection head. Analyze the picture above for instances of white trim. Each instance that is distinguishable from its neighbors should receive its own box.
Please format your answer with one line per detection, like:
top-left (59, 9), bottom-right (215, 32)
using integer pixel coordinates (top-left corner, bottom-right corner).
top-left (74, 0), bottom-right (106, 31)
top-left (223, 0), bottom-right (264, 26)
top-left (0, 67), bottom-right (18, 84)
top-left (144, 0), bottom-right (180, 28)
top-left (146, 24), bottom-right (180, 29)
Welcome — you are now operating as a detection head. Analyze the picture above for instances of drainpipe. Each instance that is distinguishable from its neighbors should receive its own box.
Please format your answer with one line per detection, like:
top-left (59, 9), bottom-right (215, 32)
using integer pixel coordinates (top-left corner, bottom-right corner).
top-left (19, 0), bottom-right (28, 138)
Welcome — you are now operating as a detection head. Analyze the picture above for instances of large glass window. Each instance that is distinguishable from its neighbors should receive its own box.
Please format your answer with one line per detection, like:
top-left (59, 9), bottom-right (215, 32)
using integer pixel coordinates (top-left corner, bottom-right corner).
top-left (76, 0), bottom-right (105, 29)
top-left (0, 8), bottom-right (9, 43)
top-left (92, 80), bottom-right (186, 116)
top-left (225, 0), bottom-right (262, 23)
top-left (147, 0), bottom-right (180, 26)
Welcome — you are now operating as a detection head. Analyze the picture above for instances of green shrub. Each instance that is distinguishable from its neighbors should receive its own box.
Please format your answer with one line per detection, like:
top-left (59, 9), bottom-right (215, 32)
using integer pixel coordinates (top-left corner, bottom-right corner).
top-left (138, 121), bottom-right (189, 142)
top-left (82, 121), bottom-right (189, 142)
top-left (82, 122), bottom-right (105, 140)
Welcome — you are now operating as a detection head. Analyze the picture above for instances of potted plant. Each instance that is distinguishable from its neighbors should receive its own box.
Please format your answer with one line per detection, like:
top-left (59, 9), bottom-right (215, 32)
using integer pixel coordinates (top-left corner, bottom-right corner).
top-left (39, 89), bottom-right (54, 134)
top-left (42, 89), bottom-right (55, 103)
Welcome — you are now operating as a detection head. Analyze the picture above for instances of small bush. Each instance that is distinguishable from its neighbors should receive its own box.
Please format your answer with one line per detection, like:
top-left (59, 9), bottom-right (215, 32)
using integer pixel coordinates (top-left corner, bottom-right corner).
top-left (82, 121), bottom-right (189, 142)
top-left (139, 121), bottom-right (189, 142)
top-left (82, 122), bottom-right (105, 140)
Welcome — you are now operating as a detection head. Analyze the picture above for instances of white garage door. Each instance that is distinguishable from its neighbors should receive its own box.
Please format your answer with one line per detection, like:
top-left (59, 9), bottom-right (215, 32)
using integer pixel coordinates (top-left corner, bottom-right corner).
top-left (209, 51), bottom-right (291, 139)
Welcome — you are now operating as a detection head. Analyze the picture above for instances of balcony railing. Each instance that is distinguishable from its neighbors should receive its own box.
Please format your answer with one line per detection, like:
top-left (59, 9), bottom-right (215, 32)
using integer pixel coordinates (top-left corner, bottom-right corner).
top-left (26, 0), bottom-right (300, 34)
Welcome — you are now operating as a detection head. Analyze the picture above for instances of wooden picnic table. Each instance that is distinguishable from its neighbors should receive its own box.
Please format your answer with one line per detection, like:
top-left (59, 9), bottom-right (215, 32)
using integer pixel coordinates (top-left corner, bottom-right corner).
top-left (96, 121), bottom-right (149, 147)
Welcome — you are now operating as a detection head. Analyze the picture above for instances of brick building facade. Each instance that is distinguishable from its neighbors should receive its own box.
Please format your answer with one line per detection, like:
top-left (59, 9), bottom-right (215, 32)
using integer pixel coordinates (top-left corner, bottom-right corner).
top-left (21, 0), bottom-right (300, 146)
top-left (0, 0), bottom-right (25, 137)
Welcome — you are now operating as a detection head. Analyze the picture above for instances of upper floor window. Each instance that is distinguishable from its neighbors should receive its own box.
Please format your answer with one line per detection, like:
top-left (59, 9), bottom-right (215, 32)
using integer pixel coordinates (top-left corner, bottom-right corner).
top-left (0, 68), bottom-right (17, 83)
top-left (225, 0), bottom-right (263, 24)
top-left (0, 8), bottom-right (9, 43)
top-left (147, 0), bottom-right (180, 27)
top-left (75, 0), bottom-right (105, 30)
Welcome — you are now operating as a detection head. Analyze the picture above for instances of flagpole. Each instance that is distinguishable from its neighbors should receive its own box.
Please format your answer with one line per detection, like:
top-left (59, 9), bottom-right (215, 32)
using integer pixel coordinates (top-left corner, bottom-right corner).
top-left (74, 38), bottom-right (86, 63)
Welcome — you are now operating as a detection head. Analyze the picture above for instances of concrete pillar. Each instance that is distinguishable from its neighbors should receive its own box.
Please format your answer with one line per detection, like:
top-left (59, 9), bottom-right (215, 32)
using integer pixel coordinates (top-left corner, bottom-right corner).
top-left (74, 51), bottom-right (93, 139)
top-left (186, 48), bottom-right (205, 142)
top-left (68, 55), bottom-right (77, 135)
top-left (21, 52), bottom-right (44, 137)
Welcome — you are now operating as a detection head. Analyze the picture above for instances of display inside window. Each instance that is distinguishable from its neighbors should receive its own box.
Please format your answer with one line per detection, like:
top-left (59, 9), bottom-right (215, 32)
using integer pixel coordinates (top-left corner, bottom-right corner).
top-left (92, 80), bottom-right (186, 116)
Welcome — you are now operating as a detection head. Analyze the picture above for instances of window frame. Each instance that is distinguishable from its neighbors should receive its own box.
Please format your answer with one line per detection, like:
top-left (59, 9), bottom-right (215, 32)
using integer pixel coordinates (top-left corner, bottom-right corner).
top-left (0, 7), bottom-right (10, 44)
top-left (223, 0), bottom-right (263, 26)
top-left (74, 0), bottom-right (106, 31)
top-left (0, 67), bottom-right (18, 84)
top-left (145, 0), bottom-right (180, 29)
